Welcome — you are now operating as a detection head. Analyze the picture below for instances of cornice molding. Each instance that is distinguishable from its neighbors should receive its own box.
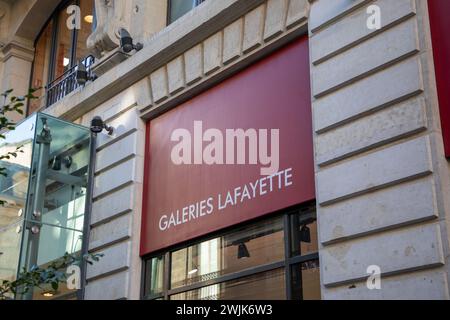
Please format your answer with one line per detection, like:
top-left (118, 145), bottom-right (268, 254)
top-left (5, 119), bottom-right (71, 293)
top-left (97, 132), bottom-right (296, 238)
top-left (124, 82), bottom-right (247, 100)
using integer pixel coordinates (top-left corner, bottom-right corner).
top-left (1, 38), bottom-right (34, 62)
top-left (45, 0), bottom-right (310, 122)
top-left (87, 0), bottom-right (129, 58)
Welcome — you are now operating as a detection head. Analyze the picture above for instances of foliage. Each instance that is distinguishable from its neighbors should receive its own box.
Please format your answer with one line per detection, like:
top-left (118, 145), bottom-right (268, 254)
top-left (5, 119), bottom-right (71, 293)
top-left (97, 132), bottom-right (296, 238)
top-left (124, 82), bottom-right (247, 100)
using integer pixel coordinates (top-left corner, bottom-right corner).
top-left (0, 88), bottom-right (38, 206)
top-left (0, 252), bottom-right (104, 300)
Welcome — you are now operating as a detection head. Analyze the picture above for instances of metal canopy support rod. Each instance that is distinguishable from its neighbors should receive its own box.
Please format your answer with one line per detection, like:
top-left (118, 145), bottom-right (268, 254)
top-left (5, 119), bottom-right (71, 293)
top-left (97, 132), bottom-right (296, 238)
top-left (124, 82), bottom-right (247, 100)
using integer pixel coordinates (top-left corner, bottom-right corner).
top-left (23, 118), bottom-right (52, 300)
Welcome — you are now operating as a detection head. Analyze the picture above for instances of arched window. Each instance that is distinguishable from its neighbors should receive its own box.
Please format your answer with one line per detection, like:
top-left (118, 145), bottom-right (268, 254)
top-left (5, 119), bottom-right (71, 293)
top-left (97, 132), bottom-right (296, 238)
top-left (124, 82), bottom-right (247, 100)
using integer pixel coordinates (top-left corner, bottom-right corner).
top-left (29, 0), bottom-right (95, 114)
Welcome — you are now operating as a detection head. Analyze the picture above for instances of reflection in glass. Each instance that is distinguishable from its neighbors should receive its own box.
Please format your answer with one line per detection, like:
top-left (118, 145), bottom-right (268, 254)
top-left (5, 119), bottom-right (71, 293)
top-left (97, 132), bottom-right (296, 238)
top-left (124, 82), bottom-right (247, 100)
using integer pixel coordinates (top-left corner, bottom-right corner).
top-left (76, 0), bottom-right (95, 63)
top-left (0, 221), bottom-right (23, 295)
top-left (171, 268), bottom-right (286, 300)
top-left (170, 217), bottom-right (284, 289)
top-left (54, 1), bottom-right (76, 79)
top-left (20, 114), bottom-right (90, 272)
top-left (28, 0), bottom-right (96, 113)
top-left (0, 115), bottom-right (36, 227)
top-left (0, 115), bottom-right (37, 295)
top-left (0, 113), bottom-right (92, 300)
top-left (292, 260), bottom-right (321, 300)
top-left (30, 22), bottom-right (54, 113)
top-left (290, 209), bottom-right (318, 257)
top-left (145, 256), bottom-right (164, 297)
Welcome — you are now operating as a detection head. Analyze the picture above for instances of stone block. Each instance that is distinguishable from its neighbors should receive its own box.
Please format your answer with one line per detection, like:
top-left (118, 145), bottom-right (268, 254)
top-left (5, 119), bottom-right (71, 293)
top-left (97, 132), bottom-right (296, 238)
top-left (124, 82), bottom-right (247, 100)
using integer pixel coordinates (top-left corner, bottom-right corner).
top-left (167, 56), bottom-right (185, 94)
top-left (316, 97), bottom-right (427, 166)
top-left (96, 132), bottom-right (139, 173)
top-left (264, 0), bottom-right (288, 41)
top-left (243, 4), bottom-right (265, 53)
top-left (223, 18), bottom-right (243, 64)
top-left (312, 18), bottom-right (419, 97)
top-left (96, 106), bottom-right (143, 149)
top-left (184, 44), bottom-right (203, 85)
top-left (309, 0), bottom-right (371, 32)
top-left (319, 178), bottom-right (438, 244)
top-left (203, 32), bottom-right (223, 75)
top-left (286, 0), bottom-right (309, 29)
top-left (91, 185), bottom-right (135, 226)
top-left (93, 158), bottom-right (137, 199)
top-left (320, 224), bottom-right (444, 286)
top-left (317, 136), bottom-right (432, 205)
top-left (313, 57), bottom-right (423, 133)
top-left (324, 270), bottom-right (449, 300)
top-left (85, 271), bottom-right (129, 300)
top-left (150, 66), bottom-right (169, 103)
top-left (87, 241), bottom-right (131, 281)
top-left (311, 0), bottom-right (416, 64)
top-left (89, 214), bottom-right (132, 251)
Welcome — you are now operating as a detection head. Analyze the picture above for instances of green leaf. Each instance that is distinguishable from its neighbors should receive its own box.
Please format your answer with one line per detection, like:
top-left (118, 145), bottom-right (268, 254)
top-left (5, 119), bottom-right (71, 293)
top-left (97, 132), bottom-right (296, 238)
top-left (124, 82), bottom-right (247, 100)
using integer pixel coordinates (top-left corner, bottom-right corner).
top-left (51, 282), bottom-right (59, 291)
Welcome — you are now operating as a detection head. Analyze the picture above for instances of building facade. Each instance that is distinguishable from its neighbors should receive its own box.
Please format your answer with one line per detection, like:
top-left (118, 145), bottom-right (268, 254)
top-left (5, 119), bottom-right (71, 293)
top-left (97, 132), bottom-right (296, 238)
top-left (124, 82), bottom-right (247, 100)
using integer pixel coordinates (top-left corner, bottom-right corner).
top-left (1, 0), bottom-right (450, 300)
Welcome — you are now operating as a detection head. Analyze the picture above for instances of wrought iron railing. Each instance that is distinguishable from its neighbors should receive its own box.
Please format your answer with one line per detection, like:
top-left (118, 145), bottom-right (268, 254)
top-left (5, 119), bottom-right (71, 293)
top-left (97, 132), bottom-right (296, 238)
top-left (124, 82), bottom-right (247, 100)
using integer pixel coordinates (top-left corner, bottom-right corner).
top-left (45, 55), bottom-right (95, 107)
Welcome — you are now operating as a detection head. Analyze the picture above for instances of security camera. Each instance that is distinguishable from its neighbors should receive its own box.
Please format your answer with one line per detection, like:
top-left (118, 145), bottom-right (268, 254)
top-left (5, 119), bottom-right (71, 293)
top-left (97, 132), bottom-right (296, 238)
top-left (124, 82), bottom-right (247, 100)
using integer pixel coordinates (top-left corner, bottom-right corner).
top-left (90, 116), bottom-right (114, 135)
top-left (119, 28), bottom-right (143, 54)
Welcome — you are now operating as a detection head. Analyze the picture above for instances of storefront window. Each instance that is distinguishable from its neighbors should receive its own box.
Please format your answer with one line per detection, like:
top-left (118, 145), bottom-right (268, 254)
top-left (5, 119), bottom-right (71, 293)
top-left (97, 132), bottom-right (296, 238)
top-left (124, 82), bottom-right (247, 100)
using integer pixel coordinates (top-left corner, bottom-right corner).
top-left (171, 217), bottom-right (284, 289)
top-left (171, 268), bottom-right (286, 300)
top-left (143, 204), bottom-right (320, 300)
top-left (144, 256), bottom-right (165, 297)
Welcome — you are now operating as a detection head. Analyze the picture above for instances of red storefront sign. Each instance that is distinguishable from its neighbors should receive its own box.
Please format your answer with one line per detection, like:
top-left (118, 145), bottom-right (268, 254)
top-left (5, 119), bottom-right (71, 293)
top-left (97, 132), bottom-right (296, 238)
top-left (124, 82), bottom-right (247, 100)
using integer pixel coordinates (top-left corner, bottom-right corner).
top-left (140, 36), bottom-right (315, 256)
top-left (428, 0), bottom-right (450, 158)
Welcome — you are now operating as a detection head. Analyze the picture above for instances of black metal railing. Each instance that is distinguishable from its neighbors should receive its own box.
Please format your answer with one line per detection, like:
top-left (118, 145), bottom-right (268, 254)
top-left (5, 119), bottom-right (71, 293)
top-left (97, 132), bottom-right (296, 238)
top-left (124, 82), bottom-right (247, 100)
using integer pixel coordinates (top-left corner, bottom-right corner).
top-left (45, 55), bottom-right (95, 107)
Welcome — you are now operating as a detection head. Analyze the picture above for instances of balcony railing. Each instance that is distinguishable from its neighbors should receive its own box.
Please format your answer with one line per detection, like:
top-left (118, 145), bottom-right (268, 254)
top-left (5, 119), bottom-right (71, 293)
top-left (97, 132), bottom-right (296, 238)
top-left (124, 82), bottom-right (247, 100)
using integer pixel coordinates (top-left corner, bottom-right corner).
top-left (45, 55), bottom-right (95, 107)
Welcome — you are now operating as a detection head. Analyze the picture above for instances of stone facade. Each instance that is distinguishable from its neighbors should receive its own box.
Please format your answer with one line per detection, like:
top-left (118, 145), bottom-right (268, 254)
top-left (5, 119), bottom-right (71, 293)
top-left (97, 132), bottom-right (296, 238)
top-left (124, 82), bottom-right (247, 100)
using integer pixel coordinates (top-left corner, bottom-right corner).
top-left (0, 0), bottom-right (449, 300)
top-left (310, 0), bottom-right (450, 299)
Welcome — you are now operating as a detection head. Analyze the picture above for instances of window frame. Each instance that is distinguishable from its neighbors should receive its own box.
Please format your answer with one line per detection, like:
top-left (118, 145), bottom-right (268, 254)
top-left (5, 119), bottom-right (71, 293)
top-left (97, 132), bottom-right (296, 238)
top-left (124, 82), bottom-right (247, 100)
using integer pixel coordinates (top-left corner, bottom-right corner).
top-left (141, 201), bottom-right (319, 301)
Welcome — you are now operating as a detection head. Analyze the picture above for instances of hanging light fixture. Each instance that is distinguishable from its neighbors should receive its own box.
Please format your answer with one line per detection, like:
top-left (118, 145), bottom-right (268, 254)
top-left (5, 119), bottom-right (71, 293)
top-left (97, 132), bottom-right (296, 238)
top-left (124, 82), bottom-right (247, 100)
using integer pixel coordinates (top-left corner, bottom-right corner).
top-left (237, 243), bottom-right (250, 259)
top-left (42, 291), bottom-right (55, 298)
top-left (300, 225), bottom-right (311, 243)
top-left (84, 15), bottom-right (94, 23)
top-left (76, 61), bottom-right (96, 86)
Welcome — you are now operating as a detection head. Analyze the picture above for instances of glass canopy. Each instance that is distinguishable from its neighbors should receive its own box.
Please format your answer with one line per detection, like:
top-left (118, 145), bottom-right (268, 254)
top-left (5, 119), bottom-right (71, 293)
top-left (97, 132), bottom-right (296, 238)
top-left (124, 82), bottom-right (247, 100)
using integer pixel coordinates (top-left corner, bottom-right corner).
top-left (0, 113), bottom-right (92, 300)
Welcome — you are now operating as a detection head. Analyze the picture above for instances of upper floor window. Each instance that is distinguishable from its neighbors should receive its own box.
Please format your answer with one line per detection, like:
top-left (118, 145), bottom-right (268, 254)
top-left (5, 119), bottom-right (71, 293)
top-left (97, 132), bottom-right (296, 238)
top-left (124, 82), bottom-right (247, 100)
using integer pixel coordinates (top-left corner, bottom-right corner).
top-left (168, 0), bottom-right (206, 24)
top-left (29, 0), bottom-right (95, 114)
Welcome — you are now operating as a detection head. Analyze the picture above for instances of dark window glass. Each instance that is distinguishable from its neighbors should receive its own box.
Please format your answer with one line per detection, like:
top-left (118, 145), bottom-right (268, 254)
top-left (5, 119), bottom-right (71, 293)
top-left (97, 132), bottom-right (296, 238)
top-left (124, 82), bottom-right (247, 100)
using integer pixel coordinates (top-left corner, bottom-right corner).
top-left (170, 217), bottom-right (284, 289)
top-left (143, 204), bottom-right (320, 301)
top-left (76, 0), bottom-right (95, 63)
top-left (144, 255), bottom-right (165, 297)
top-left (171, 268), bottom-right (286, 300)
top-left (53, 1), bottom-right (76, 79)
top-left (28, 0), bottom-right (96, 113)
top-left (169, 0), bottom-right (206, 24)
top-left (30, 21), bottom-right (54, 113)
